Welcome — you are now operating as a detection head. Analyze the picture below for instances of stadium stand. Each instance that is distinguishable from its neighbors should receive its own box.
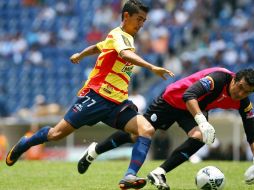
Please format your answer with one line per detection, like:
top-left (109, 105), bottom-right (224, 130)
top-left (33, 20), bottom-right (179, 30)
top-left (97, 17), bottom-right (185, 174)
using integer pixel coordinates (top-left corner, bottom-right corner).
top-left (0, 0), bottom-right (253, 116)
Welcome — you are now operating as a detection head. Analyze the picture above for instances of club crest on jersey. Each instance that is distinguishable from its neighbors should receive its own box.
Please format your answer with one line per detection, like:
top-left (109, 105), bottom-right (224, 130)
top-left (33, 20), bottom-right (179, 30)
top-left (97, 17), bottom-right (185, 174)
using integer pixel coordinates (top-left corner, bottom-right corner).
top-left (121, 35), bottom-right (131, 47)
top-left (150, 113), bottom-right (157, 122)
top-left (200, 76), bottom-right (214, 91)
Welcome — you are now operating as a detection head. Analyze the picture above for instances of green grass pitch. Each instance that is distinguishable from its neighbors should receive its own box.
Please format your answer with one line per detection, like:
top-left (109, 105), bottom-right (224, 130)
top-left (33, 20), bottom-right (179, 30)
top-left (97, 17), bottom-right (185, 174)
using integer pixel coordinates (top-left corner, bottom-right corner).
top-left (0, 160), bottom-right (253, 190)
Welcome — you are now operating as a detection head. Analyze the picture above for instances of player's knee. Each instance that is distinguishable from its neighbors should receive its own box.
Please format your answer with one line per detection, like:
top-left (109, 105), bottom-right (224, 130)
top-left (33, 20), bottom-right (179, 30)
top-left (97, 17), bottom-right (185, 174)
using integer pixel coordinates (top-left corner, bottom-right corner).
top-left (130, 134), bottom-right (138, 142)
top-left (188, 128), bottom-right (202, 140)
top-left (139, 124), bottom-right (155, 138)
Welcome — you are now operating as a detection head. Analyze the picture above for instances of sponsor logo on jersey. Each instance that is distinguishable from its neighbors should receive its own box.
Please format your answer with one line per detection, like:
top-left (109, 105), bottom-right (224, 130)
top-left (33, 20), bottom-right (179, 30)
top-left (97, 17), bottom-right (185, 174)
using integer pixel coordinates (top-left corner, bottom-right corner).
top-left (217, 94), bottom-right (227, 102)
top-left (121, 65), bottom-right (133, 72)
top-left (246, 110), bottom-right (254, 119)
top-left (121, 62), bottom-right (133, 76)
top-left (244, 103), bottom-right (254, 119)
top-left (103, 84), bottom-right (113, 94)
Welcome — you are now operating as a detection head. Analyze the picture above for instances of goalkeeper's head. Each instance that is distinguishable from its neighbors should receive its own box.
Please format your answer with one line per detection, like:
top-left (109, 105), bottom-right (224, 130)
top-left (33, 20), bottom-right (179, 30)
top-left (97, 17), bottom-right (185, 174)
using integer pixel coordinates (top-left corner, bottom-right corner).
top-left (235, 68), bottom-right (254, 88)
top-left (230, 68), bottom-right (254, 100)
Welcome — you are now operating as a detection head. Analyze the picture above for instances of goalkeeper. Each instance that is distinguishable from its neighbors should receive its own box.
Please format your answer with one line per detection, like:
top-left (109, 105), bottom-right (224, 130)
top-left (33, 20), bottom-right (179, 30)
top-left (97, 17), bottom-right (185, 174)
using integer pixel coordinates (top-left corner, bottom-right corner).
top-left (78, 67), bottom-right (254, 190)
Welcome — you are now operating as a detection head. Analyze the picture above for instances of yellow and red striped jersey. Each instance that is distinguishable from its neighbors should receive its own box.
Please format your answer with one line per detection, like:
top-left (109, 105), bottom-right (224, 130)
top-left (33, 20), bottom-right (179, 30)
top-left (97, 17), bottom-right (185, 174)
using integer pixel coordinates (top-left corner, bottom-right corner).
top-left (78, 27), bottom-right (135, 103)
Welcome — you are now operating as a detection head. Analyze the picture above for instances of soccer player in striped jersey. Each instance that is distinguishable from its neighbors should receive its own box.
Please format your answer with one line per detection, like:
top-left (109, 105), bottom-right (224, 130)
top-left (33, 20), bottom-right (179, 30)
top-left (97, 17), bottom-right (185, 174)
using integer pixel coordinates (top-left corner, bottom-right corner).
top-left (78, 67), bottom-right (254, 190)
top-left (5, 1), bottom-right (174, 189)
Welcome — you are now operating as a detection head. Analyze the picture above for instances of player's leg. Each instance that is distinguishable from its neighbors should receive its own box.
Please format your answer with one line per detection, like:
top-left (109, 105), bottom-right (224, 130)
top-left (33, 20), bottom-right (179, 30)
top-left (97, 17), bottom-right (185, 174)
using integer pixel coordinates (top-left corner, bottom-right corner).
top-left (120, 96), bottom-right (175, 183)
top-left (77, 101), bottom-right (140, 174)
top-left (6, 119), bottom-right (74, 166)
top-left (143, 97), bottom-right (177, 190)
top-left (78, 130), bottom-right (133, 174)
top-left (119, 114), bottom-right (155, 189)
top-left (96, 131), bottom-right (135, 154)
top-left (148, 112), bottom-right (205, 190)
top-left (147, 135), bottom-right (204, 190)
top-left (148, 130), bottom-right (204, 190)
top-left (152, 132), bottom-right (204, 172)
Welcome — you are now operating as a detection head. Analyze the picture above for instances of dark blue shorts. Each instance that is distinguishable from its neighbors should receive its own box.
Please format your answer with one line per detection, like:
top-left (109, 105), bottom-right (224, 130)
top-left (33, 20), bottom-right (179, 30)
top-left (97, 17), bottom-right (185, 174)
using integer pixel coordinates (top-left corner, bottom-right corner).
top-left (64, 89), bottom-right (138, 129)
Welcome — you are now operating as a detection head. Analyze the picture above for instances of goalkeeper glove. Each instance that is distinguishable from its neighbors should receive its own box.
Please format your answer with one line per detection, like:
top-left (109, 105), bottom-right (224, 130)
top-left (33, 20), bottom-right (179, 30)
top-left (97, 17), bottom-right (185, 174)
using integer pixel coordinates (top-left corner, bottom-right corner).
top-left (194, 113), bottom-right (215, 145)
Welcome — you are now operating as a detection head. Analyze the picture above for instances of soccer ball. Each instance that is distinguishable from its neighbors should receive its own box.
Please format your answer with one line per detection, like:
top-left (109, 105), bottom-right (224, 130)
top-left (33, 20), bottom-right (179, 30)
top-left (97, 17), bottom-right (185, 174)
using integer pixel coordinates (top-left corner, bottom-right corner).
top-left (195, 166), bottom-right (225, 190)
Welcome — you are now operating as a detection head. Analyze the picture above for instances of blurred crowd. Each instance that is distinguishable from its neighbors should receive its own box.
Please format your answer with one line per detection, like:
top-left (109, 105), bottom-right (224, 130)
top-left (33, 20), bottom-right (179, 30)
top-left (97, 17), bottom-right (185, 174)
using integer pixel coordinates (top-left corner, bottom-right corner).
top-left (0, 0), bottom-right (253, 116)
top-left (1, 0), bottom-right (254, 162)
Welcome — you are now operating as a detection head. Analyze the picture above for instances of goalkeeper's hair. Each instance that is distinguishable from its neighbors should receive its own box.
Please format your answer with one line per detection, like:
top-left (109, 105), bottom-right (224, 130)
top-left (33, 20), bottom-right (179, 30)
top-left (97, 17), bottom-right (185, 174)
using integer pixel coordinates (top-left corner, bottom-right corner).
top-left (121, 0), bottom-right (149, 21)
top-left (235, 68), bottom-right (254, 87)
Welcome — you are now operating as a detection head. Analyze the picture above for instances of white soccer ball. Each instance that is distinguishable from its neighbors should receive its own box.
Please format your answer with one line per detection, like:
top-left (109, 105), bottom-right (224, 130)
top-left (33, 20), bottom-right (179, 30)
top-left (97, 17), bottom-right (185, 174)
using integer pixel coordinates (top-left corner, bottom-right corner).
top-left (195, 166), bottom-right (225, 190)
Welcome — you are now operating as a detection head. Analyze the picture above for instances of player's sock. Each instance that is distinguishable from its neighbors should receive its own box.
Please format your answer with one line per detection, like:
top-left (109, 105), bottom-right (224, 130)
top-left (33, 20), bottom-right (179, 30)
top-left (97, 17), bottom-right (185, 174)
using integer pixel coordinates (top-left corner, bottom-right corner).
top-left (160, 138), bottom-right (204, 173)
top-left (23, 126), bottom-right (50, 150)
top-left (125, 136), bottom-right (151, 176)
top-left (95, 131), bottom-right (132, 154)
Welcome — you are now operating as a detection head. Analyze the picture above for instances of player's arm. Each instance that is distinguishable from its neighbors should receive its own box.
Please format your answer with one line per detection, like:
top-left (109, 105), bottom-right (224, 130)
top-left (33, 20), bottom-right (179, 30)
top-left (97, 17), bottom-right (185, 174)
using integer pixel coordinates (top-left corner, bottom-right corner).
top-left (182, 73), bottom-right (226, 144)
top-left (239, 100), bottom-right (254, 185)
top-left (183, 75), bottom-right (214, 116)
top-left (119, 49), bottom-right (174, 80)
top-left (239, 99), bottom-right (254, 157)
top-left (183, 72), bottom-right (230, 115)
top-left (244, 141), bottom-right (254, 185)
top-left (70, 44), bottom-right (101, 64)
top-left (240, 99), bottom-right (254, 184)
top-left (239, 99), bottom-right (254, 146)
top-left (185, 99), bottom-right (215, 145)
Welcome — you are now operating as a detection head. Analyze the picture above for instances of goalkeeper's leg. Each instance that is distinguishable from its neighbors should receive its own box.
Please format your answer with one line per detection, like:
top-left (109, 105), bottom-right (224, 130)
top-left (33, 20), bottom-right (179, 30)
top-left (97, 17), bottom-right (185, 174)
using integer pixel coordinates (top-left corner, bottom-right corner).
top-left (160, 137), bottom-right (204, 172)
top-left (148, 137), bottom-right (204, 190)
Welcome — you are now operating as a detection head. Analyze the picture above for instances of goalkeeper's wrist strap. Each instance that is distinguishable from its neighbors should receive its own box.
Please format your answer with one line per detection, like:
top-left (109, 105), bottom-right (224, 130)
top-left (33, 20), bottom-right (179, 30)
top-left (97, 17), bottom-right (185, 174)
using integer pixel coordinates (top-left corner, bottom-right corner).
top-left (194, 113), bottom-right (207, 125)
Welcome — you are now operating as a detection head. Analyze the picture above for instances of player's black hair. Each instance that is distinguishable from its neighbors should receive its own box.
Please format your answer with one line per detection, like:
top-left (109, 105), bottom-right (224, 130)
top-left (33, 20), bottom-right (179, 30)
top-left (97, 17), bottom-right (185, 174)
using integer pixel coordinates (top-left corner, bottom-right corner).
top-left (235, 68), bottom-right (254, 87)
top-left (121, 0), bottom-right (149, 21)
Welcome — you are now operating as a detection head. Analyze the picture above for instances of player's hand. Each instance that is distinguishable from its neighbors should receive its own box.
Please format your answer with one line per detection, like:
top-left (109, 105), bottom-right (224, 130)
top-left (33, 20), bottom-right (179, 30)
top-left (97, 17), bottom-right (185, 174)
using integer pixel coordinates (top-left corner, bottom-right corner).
top-left (194, 113), bottom-right (215, 145)
top-left (70, 53), bottom-right (81, 64)
top-left (198, 122), bottom-right (215, 145)
top-left (151, 66), bottom-right (174, 80)
top-left (244, 164), bottom-right (254, 184)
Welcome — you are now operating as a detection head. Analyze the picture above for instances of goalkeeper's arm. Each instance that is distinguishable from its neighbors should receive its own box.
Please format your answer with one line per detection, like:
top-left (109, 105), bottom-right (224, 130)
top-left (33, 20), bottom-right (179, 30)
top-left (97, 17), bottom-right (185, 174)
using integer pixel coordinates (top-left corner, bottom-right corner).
top-left (185, 99), bottom-right (215, 145)
top-left (244, 142), bottom-right (254, 185)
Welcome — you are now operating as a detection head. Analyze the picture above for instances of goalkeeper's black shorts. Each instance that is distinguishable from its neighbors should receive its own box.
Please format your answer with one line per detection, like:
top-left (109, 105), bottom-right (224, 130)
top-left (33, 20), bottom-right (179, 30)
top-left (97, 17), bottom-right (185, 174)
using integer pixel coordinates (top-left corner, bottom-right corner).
top-left (143, 95), bottom-right (208, 134)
